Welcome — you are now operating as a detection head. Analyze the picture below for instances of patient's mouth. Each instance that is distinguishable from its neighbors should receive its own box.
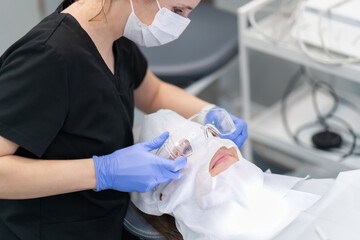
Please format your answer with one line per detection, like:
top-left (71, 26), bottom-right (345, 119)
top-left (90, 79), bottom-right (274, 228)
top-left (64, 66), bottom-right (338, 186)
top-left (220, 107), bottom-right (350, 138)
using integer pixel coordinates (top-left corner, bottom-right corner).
top-left (211, 151), bottom-right (232, 170)
top-left (209, 146), bottom-right (239, 177)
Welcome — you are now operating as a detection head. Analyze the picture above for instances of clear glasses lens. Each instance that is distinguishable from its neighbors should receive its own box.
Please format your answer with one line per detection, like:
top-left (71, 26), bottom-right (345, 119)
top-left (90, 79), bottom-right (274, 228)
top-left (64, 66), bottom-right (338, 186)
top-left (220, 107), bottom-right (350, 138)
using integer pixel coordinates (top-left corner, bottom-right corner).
top-left (204, 109), bottom-right (236, 136)
top-left (156, 137), bottom-right (193, 160)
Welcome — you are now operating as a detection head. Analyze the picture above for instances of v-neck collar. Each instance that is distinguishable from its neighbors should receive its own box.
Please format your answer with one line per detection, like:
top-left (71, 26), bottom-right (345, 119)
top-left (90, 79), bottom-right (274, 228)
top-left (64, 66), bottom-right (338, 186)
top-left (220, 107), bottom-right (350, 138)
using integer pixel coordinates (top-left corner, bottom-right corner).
top-left (59, 11), bottom-right (119, 80)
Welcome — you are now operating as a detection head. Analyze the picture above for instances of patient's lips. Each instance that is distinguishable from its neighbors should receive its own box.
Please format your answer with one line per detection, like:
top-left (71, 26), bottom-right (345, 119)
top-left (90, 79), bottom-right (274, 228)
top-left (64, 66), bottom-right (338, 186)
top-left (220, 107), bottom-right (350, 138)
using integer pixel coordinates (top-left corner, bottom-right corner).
top-left (212, 152), bottom-right (231, 169)
top-left (209, 147), bottom-right (239, 177)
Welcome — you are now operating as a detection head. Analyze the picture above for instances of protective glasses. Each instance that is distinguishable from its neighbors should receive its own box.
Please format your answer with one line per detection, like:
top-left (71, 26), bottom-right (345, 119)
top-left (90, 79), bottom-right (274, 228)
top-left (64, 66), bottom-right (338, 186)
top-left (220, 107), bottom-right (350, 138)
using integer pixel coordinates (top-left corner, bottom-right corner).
top-left (156, 108), bottom-right (236, 160)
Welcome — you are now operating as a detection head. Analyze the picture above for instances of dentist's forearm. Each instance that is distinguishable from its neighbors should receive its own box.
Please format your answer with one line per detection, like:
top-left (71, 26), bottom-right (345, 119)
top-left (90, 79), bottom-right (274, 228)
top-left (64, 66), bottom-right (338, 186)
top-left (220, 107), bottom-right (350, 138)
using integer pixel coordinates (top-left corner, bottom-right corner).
top-left (0, 155), bottom-right (97, 199)
top-left (152, 81), bottom-right (209, 118)
top-left (134, 70), bottom-right (210, 117)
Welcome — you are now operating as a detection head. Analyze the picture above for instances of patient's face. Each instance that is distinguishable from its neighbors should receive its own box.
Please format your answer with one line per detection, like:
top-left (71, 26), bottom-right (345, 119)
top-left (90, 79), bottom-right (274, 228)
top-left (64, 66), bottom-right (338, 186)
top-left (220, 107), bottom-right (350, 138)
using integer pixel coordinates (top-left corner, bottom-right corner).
top-left (142, 110), bottom-right (242, 178)
top-left (167, 132), bottom-right (239, 177)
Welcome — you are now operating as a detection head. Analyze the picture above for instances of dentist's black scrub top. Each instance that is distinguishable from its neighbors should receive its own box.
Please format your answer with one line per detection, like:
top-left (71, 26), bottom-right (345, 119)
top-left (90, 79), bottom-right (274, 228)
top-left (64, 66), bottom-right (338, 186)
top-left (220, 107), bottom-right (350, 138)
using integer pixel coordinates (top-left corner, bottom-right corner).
top-left (0, 3), bottom-right (147, 240)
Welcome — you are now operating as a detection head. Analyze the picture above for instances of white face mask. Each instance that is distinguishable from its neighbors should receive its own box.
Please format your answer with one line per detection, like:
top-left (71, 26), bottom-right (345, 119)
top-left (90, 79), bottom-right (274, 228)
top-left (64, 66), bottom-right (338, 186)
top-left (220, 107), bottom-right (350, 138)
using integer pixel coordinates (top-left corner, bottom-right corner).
top-left (123, 0), bottom-right (191, 47)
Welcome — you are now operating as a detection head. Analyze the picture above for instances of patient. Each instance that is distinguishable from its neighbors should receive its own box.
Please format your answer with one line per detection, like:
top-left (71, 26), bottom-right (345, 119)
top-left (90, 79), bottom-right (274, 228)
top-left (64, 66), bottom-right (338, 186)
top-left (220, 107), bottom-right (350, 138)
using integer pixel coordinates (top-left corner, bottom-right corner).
top-left (131, 110), bottom-right (322, 240)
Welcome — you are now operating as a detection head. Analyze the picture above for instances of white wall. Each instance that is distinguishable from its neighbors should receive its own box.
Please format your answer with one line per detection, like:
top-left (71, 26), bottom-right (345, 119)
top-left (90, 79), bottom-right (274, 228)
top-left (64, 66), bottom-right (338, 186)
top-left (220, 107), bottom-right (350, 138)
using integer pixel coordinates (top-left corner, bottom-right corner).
top-left (0, 0), bottom-right (62, 55)
top-left (43, 0), bottom-right (63, 15)
top-left (0, 0), bottom-right (40, 54)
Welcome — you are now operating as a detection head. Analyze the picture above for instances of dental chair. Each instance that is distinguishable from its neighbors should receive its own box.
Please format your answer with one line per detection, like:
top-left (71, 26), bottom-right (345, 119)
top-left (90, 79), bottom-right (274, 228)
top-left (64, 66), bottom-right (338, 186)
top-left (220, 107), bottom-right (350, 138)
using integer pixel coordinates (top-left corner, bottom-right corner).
top-left (126, 3), bottom-right (238, 239)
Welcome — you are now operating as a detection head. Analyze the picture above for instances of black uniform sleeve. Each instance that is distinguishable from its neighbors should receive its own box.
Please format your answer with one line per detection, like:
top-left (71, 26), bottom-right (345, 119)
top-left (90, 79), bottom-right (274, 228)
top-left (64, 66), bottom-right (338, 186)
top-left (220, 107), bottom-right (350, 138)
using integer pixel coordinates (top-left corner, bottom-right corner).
top-left (0, 43), bottom-right (68, 157)
top-left (130, 43), bottom-right (148, 89)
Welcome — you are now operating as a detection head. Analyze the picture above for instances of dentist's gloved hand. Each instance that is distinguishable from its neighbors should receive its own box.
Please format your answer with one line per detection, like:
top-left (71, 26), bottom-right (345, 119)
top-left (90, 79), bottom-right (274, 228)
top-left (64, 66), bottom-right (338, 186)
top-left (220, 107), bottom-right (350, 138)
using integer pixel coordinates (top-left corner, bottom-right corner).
top-left (206, 107), bottom-right (248, 149)
top-left (93, 132), bottom-right (187, 193)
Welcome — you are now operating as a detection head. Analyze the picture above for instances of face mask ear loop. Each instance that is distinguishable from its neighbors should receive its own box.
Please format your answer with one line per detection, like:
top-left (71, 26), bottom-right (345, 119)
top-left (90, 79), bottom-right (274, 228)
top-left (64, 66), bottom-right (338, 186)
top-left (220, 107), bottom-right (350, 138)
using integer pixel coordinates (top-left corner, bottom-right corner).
top-left (155, 0), bottom-right (161, 10)
top-left (129, 0), bottom-right (135, 13)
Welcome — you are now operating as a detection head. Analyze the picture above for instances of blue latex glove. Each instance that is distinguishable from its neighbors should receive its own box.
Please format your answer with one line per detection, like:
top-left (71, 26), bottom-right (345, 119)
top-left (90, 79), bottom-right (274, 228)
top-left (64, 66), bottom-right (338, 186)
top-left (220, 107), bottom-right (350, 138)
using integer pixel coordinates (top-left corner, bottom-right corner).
top-left (205, 107), bottom-right (248, 149)
top-left (93, 132), bottom-right (187, 193)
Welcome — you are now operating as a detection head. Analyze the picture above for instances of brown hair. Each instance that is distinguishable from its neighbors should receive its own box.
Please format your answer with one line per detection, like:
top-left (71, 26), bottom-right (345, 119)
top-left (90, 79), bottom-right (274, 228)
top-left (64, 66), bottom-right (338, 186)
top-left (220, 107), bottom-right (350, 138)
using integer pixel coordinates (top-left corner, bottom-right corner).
top-left (137, 209), bottom-right (183, 240)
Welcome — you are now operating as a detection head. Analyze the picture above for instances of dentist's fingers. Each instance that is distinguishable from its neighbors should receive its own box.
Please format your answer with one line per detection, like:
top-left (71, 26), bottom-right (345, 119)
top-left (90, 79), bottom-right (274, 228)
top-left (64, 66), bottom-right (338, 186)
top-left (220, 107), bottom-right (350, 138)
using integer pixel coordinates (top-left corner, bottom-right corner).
top-left (162, 157), bottom-right (187, 173)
